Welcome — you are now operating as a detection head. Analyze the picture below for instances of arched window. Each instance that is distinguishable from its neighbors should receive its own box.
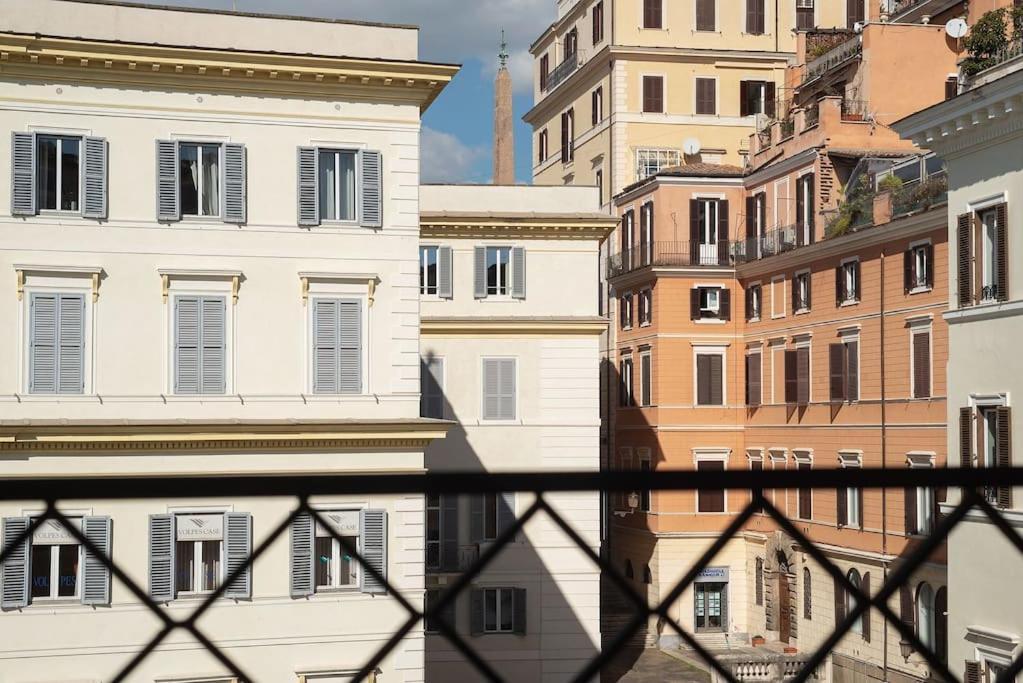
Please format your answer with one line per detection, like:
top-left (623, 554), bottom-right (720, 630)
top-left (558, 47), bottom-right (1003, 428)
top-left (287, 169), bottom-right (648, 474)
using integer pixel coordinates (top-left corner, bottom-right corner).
top-left (935, 587), bottom-right (948, 662)
top-left (803, 567), bottom-right (812, 619)
top-left (916, 582), bottom-right (936, 650)
top-left (643, 565), bottom-right (652, 584)
top-left (847, 569), bottom-right (862, 635)
top-left (625, 559), bottom-right (634, 579)
top-left (755, 558), bottom-right (764, 605)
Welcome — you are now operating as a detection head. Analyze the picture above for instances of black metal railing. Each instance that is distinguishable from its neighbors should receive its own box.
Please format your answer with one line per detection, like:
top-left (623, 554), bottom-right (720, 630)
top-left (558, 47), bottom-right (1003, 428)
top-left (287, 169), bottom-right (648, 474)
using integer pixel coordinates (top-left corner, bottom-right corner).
top-left (733, 224), bottom-right (805, 264)
top-left (546, 51), bottom-right (580, 92)
top-left (3, 467), bottom-right (1023, 683)
top-left (607, 241), bottom-right (733, 277)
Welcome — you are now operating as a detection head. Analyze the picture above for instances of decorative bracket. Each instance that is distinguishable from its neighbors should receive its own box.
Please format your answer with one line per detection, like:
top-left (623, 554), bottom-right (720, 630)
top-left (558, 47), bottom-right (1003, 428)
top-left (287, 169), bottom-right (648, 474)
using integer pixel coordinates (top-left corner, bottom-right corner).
top-left (15, 265), bottom-right (103, 302)
top-left (158, 269), bottom-right (243, 305)
top-left (299, 272), bottom-right (380, 307)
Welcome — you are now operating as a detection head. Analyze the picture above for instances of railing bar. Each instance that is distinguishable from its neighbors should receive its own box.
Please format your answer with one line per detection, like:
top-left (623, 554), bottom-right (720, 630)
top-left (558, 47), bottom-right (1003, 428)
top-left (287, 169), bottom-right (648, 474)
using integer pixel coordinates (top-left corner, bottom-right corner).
top-left (110, 623), bottom-right (175, 683)
top-left (183, 623), bottom-right (254, 683)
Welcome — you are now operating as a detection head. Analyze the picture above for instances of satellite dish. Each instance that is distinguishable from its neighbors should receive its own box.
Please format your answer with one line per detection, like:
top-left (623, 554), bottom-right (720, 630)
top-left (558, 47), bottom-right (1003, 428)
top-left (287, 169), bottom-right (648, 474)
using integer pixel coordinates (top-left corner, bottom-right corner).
top-left (683, 138), bottom-right (702, 156)
top-left (945, 18), bottom-right (968, 39)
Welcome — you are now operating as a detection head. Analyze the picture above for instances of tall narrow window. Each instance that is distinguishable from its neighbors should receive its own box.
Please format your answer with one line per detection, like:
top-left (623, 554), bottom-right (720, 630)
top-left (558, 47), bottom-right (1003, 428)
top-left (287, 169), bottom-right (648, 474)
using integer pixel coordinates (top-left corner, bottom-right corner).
top-left (36, 135), bottom-right (81, 212)
top-left (639, 452), bottom-right (652, 511)
top-left (905, 243), bottom-right (933, 293)
top-left (420, 246), bottom-right (439, 295)
top-left (740, 81), bottom-right (775, 117)
top-left (696, 0), bottom-right (716, 31)
top-left (837, 260), bottom-right (860, 305)
top-left (540, 54), bottom-right (549, 91)
top-left (643, 0), bottom-right (663, 29)
top-left (695, 78), bottom-right (717, 115)
top-left (620, 356), bottom-right (634, 407)
top-left (421, 357), bottom-right (445, 419)
top-left (486, 247), bottom-right (512, 296)
top-left (173, 296), bottom-right (227, 395)
top-left (180, 143), bottom-right (221, 217)
top-left (796, 0), bottom-right (815, 30)
top-left (564, 29), bottom-right (578, 58)
top-left (803, 567), bottom-right (812, 619)
top-left (311, 298), bottom-right (362, 395)
top-left (482, 358), bottom-right (517, 421)
top-left (28, 293), bottom-right (86, 395)
top-left (317, 149), bottom-right (357, 222)
top-left (561, 109), bottom-right (575, 163)
top-left (846, 0), bottom-right (865, 29)
top-left (696, 352), bottom-right (724, 406)
top-left (912, 330), bottom-right (931, 399)
top-left (746, 0), bottom-right (766, 34)
top-left (697, 460), bottom-right (725, 512)
top-left (643, 76), bottom-right (664, 113)
top-left (796, 457), bottom-right (813, 520)
top-left (639, 288), bottom-right (653, 325)
top-left (620, 293), bottom-right (634, 330)
top-left (538, 130), bottom-right (549, 163)
top-left (640, 201), bottom-right (655, 265)
top-left (593, 1), bottom-right (605, 43)
top-left (640, 352), bottom-right (652, 407)
top-left (793, 271), bottom-right (811, 312)
top-left (592, 86), bottom-right (604, 125)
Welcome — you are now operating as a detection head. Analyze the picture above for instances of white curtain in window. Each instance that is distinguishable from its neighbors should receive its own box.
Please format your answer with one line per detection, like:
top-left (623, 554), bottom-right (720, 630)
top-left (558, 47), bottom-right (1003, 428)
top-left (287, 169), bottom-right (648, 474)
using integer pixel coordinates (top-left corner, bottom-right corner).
top-left (339, 152), bottom-right (356, 220)
top-left (202, 146), bottom-right (220, 216)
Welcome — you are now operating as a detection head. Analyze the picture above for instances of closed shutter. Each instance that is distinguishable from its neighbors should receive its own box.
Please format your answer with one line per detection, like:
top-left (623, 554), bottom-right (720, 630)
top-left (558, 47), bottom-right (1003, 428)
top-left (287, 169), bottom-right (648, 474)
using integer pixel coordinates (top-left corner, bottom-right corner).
top-left (965, 661), bottom-right (981, 683)
top-left (643, 0), bottom-right (662, 28)
top-left (690, 287), bottom-right (702, 321)
top-left (836, 265), bottom-right (844, 306)
top-left (440, 495), bottom-right (459, 571)
top-left (837, 487), bottom-right (848, 526)
top-left (421, 357), bottom-right (445, 419)
top-left (338, 300), bottom-right (362, 394)
top-left (904, 249), bottom-right (914, 293)
top-left (913, 332), bottom-right (931, 399)
top-left (904, 487), bottom-right (918, 536)
top-left (643, 76), bottom-right (663, 113)
top-left (696, 355), bottom-right (711, 405)
top-left (746, 196), bottom-right (757, 240)
top-left (747, 0), bottom-right (765, 34)
top-left (359, 509), bottom-right (387, 594)
top-left (996, 406), bottom-right (1013, 508)
top-left (745, 287), bottom-right (753, 320)
top-left (148, 514), bottom-right (175, 602)
top-left (696, 0), bottom-right (715, 30)
top-left (360, 150), bottom-right (383, 228)
top-left (690, 199), bottom-right (700, 259)
top-left (223, 513), bottom-right (252, 599)
top-left (82, 137), bottom-right (108, 220)
top-left (829, 343), bottom-right (846, 402)
top-left (747, 354), bottom-right (762, 407)
top-left (846, 341), bottom-right (859, 402)
top-left (960, 407), bottom-right (973, 468)
top-left (11, 132), bottom-right (36, 216)
top-left (1, 517), bottom-right (30, 609)
top-left (438, 246), bottom-right (453, 299)
top-left (740, 81), bottom-right (750, 117)
top-left (847, 0), bottom-right (864, 28)
top-left (641, 354), bottom-right (652, 406)
top-left (709, 355), bottom-right (724, 405)
top-left (174, 296), bottom-right (225, 395)
top-left (696, 79), bottom-right (716, 115)
top-left (513, 587), bottom-right (527, 635)
top-left (791, 275), bottom-right (799, 313)
top-left (785, 350), bottom-right (798, 404)
top-left (30, 294), bottom-right (85, 395)
top-left (470, 494), bottom-right (484, 543)
top-left (806, 174), bottom-right (816, 241)
top-left (861, 572), bottom-right (871, 642)
top-left (289, 511), bottom-right (314, 598)
top-left (765, 83), bottom-right (776, 118)
top-left (719, 289), bottom-right (731, 321)
top-left (899, 584), bottom-right (916, 630)
top-left (312, 299), bottom-right (339, 394)
top-left (156, 140), bottom-right (180, 221)
top-left (718, 199), bottom-right (730, 264)
top-left (957, 213), bottom-right (973, 307)
top-left (201, 297), bottom-right (226, 394)
top-left (222, 143), bottom-right (247, 224)
top-left (482, 358), bottom-right (516, 420)
top-left (57, 295), bottom-right (85, 394)
top-left (297, 146), bottom-right (320, 226)
top-left (498, 492), bottom-right (516, 536)
top-left (995, 203), bottom-right (1008, 301)
top-left (474, 247), bottom-right (487, 299)
top-left (470, 588), bottom-right (485, 635)
top-left (81, 516), bottom-right (112, 606)
top-left (29, 295), bottom-right (58, 394)
top-left (173, 297), bottom-right (200, 394)
top-left (833, 575), bottom-right (846, 624)
top-left (796, 178), bottom-right (805, 244)
top-left (511, 246), bottom-right (526, 299)
top-left (796, 347), bottom-right (810, 405)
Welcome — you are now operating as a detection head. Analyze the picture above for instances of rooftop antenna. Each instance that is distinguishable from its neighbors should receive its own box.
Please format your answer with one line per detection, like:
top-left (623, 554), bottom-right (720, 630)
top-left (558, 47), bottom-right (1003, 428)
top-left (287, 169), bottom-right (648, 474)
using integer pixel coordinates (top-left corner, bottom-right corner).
top-left (499, 30), bottom-right (509, 69)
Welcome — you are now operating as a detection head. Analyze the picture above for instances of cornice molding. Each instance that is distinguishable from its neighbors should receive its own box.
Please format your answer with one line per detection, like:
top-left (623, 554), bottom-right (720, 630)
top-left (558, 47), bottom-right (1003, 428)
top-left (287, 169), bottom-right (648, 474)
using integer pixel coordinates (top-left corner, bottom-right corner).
top-left (419, 217), bottom-right (617, 240)
top-left (421, 317), bottom-right (608, 336)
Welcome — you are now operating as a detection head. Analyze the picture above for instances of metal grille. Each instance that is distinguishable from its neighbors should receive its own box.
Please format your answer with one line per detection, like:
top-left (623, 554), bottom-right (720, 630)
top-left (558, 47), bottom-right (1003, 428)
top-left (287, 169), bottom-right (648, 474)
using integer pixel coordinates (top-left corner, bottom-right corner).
top-left (2, 466), bottom-right (1021, 682)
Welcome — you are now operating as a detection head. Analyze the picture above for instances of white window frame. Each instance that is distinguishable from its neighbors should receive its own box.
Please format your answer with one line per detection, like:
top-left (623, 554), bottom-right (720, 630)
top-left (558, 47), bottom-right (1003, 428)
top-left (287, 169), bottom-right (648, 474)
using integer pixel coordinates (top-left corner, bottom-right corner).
top-left (312, 508), bottom-right (362, 591)
top-left (485, 245), bottom-right (513, 298)
top-left (978, 206), bottom-right (999, 299)
top-left (748, 281), bottom-right (762, 321)
top-left (916, 582), bottom-right (936, 650)
top-left (639, 349), bottom-right (653, 407)
top-left (635, 148), bottom-right (681, 180)
top-left (621, 291), bottom-right (634, 330)
top-left (538, 129), bottom-right (549, 163)
top-left (483, 587), bottom-right (517, 633)
top-left (839, 450), bottom-right (863, 529)
top-left (907, 452), bottom-right (937, 537)
top-left (179, 142), bottom-right (223, 219)
top-left (28, 518), bottom-right (83, 602)
top-left (593, 86), bottom-right (604, 124)
top-left (797, 171), bottom-right (813, 243)
top-left (693, 448), bottom-right (730, 514)
top-left (909, 239), bottom-right (932, 293)
top-left (35, 134), bottom-right (83, 215)
top-left (771, 275), bottom-right (786, 319)
top-left (639, 288), bottom-right (653, 326)
top-left (692, 344), bottom-right (727, 407)
top-left (794, 269), bottom-right (811, 313)
top-left (840, 257), bottom-right (860, 305)
top-left (847, 568), bottom-right (863, 635)
top-left (316, 147), bottom-right (360, 224)
top-left (420, 245), bottom-right (440, 297)
top-left (173, 512), bottom-right (226, 597)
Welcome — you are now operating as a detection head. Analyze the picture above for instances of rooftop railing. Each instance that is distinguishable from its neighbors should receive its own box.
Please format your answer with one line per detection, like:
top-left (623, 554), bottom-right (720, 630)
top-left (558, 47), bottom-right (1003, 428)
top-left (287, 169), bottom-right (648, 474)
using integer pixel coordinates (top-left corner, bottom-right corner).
top-left (607, 240), bottom-right (733, 278)
top-left (805, 35), bottom-right (862, 82)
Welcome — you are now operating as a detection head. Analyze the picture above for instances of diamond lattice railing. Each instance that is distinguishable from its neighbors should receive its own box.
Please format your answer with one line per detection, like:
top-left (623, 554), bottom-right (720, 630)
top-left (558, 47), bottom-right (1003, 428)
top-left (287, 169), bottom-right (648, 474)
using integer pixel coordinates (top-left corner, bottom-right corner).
top-left (2, 467), bottom-right (1022, 683)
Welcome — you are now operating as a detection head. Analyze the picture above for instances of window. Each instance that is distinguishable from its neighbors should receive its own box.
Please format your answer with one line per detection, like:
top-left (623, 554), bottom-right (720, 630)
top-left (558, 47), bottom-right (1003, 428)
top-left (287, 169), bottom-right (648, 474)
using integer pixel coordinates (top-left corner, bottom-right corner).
top-left (846, 0), bottom-right (865, 29)
top-left (596, 169), bottom-right (604, 205)
top-left (803, 567), bottom-right (812, 619)
top-left (746, 284), bottom-right (762, 321)
top-left (421, 357), bottom-right (444, 419)
top-left (755, 557), bottom-right (764, 605)
top-left (838, 455), bottom-right (864, 529)
top-left (314, 511), bottom-right (360, 589)
top-left (561, 109), bottom-right (575, 163)
top-left (540, 54), bottom-right (549, 91)
top-left (796, 0), bottom-right (815, 30)
top-left (635, 148), bottom-right (682, 180)
top-left (911, 329), bottom-right (931, 399)
top-left (837, 259), bottom-right (860, 305)
top-left (538, 130), bottom-right (548, 163)
top-left (740, 81), bottom-right (775, 117)
top-left (690, 197), bottom-right (728, 267)
top-left (796, 173), bottom-right (815, 245)
top-left (180, 143), bottom-right (222, 217)
top-left (28, 293), bottom-right (86, 395)
top-left (746, 0), bottom-right (765, 34)
top-left (425, 587), bottom-right (456, 633)
top-left (639, 452), bottom-right (652, 511)
top-left (908, 483), bottom-right (937, 536)
top-left (640, 201), bottom-right (655, 265)
top-left (174, 514), bottom-right (225, 594)
top-left (30, 519), bottom-right (81, 600)
top-left (916, 582), bottom-right (936, 651)
top-left (971, 405), bottom-right (1012, 507)
top-left (697, 459), bottom-right (725, 512)
top-left (486, 246), bottom-right (512, 296)
top-left (483, 587), bottom-right (519, 633)
top-left (565, 28), bottom-right (578, 58)
top-left (945, 76), bottom-right (958, 100)
top-left (173, 296), bottom-right (227, 395)
top-left (696, 0), bottom-right (716, 31)
top-left (426, 494), bottom-right (442, 570)
top-left (640, 352), bottom-right (652, 407)
top-left (620, 356), bottom-right (635, 407)
top-left (745, 352), bottom-right (762, 407)
top-left (482, 358), bottom-right (516, 421)
top-left (695, 78), bottom-right (717, 115)
top-left (695, 352), bottom-right (724, 406)
top-left (472, 493), bottom-right (515, 543)
top-left (593, 1), bottom-right (605, 43)
top-left (979, 207), bottom-right (1004, 302)
top-left (639, 288), bottom-right (653, 325)
top-left (620, 292), bottom-right (634, 330)
top-left (784, 346), bottom-right (811, 405)
top-left (846, 569), bottom-right (863, 635)
top-left (905, 243), bottom-right (933, 293)
top-left (621, 209), bottom-right (635, 253)
top-left (592, 87), bottom-right (604, 125)
top-left (643, 76), bottom-right (664, 113)
top-left (701, 288), bottom-right (720, 316)
top-left (420, 246), bottom-right (439, 295)
top-left (829, 339), bottom-right (860, 403)
top-left (311, 298), bottom-right (363, 395)
top-left (36, 135), bottom-right (81, 212)
top-left (796, 457), bottom-right (813, 520)
top-left (643, 0), bottom-right (663, 29)
top-left (793, 271), bottom-right (811, 312)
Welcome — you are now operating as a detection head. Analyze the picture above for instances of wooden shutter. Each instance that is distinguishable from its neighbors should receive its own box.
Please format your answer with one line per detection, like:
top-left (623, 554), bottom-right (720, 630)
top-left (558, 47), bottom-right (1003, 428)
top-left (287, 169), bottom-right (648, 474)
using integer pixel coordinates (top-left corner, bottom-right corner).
top-left (290, 511), bottom-right (314, 597)
top-left (720, 289), bottom-right (731, 321)
top-left (709, 355), bottom-right (724, 405)
top-left (498, 492), bottom-right (516, 536)
top-left (748, 354), bottom-right (762, 407)
top-left (747, 0), bottom-right (765, 34)
top-left (643, 76), bottom-right (663, 113)
top-left (765, 83), bottom-right (776, 118)
top-left (746, 196), bottom-right (757, 240)
top-left (513, 588), bottom-right (528, 634)
top-left (696, 79), bottom-right (716, 115)
top-left (82, 136), bottom-right (108, 220)
top-left (696, 355), bottom-right (711, 405)
top-left (833, 575), bottom-right (846, 623)
top-left (360, 150), bottom-right (383, 228)
top-left (156, 139), bottom-right (180, 221)
top-left (861, 572), bottom-right (871, 642)
top-left (904, 249), bottom-right (914, 293)
top-left (689, 199), bottom-right (701, 260)
top-left (913, 332), bottom-right (931, 399)
top-left (964, 661), bottom-right (982, 683)
top-left (846, 341), bottom-right (859, 402)
top-left (440, 495), bottom-right (459, 571)
top-left (847, 0), bottom-right (864, 28)
top-left (511, 246), bottom-right (526, 299)
top-left (837, 487), bottom-right (848, 526)
top-left (996, 406), bottom-right (1013, 508)
top-left (11, 132), bottom-right (36, 216)
top-left (957, 213), bottom-right (973, 307)
top-left (644, 0), bottom-right (662, 28)
top-left (960, 407), bottom-right (973, 468)
top-left (438, 246), bottom-right (453, 299)
top-left (474, 246), bottom-right (487, 299)
top-left (696, 0), bottom-right (715, 31)
top-left (905, 487), bottom-right (918, 536)
top-left (995, 203), bottom-right (1008, 301)
top-left (223, 513), bottom-right (252, 599)
top-left (81, 516), bottom-right (112, 606)
top-left (641, 354), bottom-right (652, 406)
top-left (148, 514), bottom-right (175, 602)
top-left (829, 343), bottom-right (846, 402)
top-left (899, 584), bottom-right (916, 630)
top-left (925, 243), bottom-right (935, 288)
top-left (297, 146), bottom-right (320, 226)
top-left (791, 275), bottom-right (799, 313)
top-left (807, 174), bottom-right (816, 240)
top-left (745, 287), bottom-right (753, 320)
top-left (540, 55), bottom-right (549, 91)
top-left (312, 299), bottom-right (338, 394)
top-left (796, 347), bottom-right (810, 405)
top-left (470, 589), bottom-right (485, 635)
top-left (718, 199), bottom-right (730, 264)
top-left (835, 265), bottom-right (844, 306)
top-left (853, 261), bottom-right (862, 301)
top-left (470, 494), bottom-right (484, 543)
top-left (945, 77), bottom-right (958, 100)
top-left (359, 509), bottom-right (387, 594)
top-left (785, 350), bottom-right (798, 404)
top-left (796, 178), bottom-right (805, 244)
top-left (740, 81), bottom-right (750, 117)
top-left (222, 143), bottom-right (246, 224)
top-left (1, 517), bottom-right (30, 609)
top-left (690, 287), bottom-right (702, 321)
top-left (338, 300), bottom-right (362, 394)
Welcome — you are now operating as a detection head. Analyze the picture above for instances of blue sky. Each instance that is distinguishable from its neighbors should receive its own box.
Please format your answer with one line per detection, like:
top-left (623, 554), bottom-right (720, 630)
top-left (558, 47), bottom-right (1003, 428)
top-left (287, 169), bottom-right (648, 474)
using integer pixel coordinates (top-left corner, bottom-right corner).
top-left (130, 0), bottom-right (553, 184)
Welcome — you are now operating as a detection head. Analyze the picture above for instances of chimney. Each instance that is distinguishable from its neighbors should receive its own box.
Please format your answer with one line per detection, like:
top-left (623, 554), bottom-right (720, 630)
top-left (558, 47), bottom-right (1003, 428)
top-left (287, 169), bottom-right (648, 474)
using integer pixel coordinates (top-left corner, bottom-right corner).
top-left (493, 31), bottom-right (515, 185)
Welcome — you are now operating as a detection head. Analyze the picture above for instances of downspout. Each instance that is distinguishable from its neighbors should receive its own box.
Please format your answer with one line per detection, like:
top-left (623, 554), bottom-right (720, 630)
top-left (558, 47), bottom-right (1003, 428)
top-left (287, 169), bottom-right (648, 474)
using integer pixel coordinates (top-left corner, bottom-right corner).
top-left (880, 248), bottom-right (889, 679)
top-left (775, 0), bottom-right (779, 54)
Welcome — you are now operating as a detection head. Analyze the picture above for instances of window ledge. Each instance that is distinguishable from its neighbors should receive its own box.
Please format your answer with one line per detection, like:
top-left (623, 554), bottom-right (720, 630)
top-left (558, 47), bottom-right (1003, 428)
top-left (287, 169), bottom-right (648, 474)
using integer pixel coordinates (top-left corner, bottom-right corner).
top-left (639, 322), bottom-right (651, 328)
top-left (28, 598), bottom-right (80, 606)
top-left (747, 316), bottom-right (761, 323)
top-left (695, 318), bottom-right (726, 324)
top-left (795, 308), bottom-right (810, 315)
top-left (945, 298), bottom-right (1023, 324)
top-left (839, 299), bottom-right (860, 308)
top-left (909, 286), bottom-right (932, 295)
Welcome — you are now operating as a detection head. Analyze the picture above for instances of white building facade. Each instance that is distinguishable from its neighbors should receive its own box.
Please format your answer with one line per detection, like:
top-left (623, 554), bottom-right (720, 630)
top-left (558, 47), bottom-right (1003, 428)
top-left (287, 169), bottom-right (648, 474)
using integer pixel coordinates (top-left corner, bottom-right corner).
top-left (0, 1), bottom-right (456, 681)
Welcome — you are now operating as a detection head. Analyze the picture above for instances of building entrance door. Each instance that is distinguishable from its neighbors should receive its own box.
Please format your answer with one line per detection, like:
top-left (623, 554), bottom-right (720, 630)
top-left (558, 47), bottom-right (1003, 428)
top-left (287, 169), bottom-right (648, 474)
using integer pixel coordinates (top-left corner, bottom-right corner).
top-left (694, 582), bottom-right (727, 632)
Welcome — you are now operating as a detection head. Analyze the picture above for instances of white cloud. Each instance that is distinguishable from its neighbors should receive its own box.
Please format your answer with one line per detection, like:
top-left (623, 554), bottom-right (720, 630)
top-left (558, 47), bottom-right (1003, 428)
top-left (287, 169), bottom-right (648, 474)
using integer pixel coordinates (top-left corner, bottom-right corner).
top-left (420, 127), bottom-right (488, 183)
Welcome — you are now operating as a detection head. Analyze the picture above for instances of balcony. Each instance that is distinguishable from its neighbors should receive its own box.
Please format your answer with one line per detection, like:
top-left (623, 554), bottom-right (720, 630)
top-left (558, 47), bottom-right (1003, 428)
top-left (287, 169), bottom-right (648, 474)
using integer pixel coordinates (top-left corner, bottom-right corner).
top-left (545, 50), bottom-right (581, 93)
top-left (607, 241), bottom-right (733, 278)
top-left (888, 0), bottom-right (964, 24)
top-left (804, 34), bottom-right (862, 84)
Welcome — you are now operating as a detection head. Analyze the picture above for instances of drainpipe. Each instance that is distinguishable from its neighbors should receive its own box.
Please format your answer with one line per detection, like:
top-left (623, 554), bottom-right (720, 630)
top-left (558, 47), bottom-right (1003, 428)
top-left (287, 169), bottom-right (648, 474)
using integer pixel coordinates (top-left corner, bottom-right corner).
top-left (880, 249), bottom-right (890, 680)
top-left (775, 0), bottom-right (779, 54)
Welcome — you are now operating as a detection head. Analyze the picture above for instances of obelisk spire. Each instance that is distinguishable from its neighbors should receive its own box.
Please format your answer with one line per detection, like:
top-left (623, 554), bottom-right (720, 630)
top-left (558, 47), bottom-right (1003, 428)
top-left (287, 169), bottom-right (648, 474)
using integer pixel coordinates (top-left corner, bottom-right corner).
top-left (493, 30), bottom-right (515, 185)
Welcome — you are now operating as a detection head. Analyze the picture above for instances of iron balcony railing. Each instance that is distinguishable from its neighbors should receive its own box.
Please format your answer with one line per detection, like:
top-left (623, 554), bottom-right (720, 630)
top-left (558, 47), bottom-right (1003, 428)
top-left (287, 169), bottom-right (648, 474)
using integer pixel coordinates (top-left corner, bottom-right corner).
top-left (607, 241), bottom-right (733, 277)
top-left (2, 467), bottom-right (1023, 682)
top-left (545, 50), bottom-right (580, 92)
top-left (732, 224), bottom-right (803, 264)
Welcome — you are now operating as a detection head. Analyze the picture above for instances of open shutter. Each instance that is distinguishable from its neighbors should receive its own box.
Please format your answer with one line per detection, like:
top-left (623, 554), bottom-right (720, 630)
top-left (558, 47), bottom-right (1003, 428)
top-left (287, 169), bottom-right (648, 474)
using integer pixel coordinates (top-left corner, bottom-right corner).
top-left (807, 174), bottom-right (816, 241)
top-left (689, 199), bottom-right (700, 260)
top-left (297, 147), bottom-right (320, 226)
top-left (996, 406), bottom-right (1013, 508)
top-left (690, 288), bottom-right (701, 321)
top-left (11, 132), bottom-right (36, 216)
top-left (805, 274), bottom-right (812, 310)
top-left (200, 297), bottom-right (226, 394)
top-left (223, 512), bottom-right (252, 599)
top-left (861, 572), bottom-right (871, 642)
top-left (513, 588), bottom-right (527, 635)
top-left (995, 203), bottom-right (1008, 301)
top-left (498, 492), bottom-right (516, 537)
top-left (313, 299), bottom-right (339, 394)
top-left (796, 347), bottom-right (810, 405)
top-left (717, 200), bottom-right (730, 265)
top-left (82, 137), bottom-right (108, 220)
top-left (960, 407), bottom-right (973, 468)
top-left (833, 575), bottom-right (846, 623)
top-left (148, 514), bottom-right (175, 602)
top-left (837, 487), bottom-right (848, 526)
top-left (829, 344), bottom-right (846, 402)
top-left (791, 275), bottom-right (799, 314)
top-left (440, 495), bottom-right (459, 571)
top-left (746, 196), bottom-right (757, 240)
top-left (511, 247), bottom-right (526, 299)
top-left (338, 300), bottom-right (362, 394)
top-left (925, 243), bottom-right (935, 288)
top-left (156, 140), bottom-right (179, 222)
top-left (965, 662), bottom-right (982, 683)
top-left (796, 179), bottom-right (805, 244)
top-left (1, 517), bottom-right (30, 609)
top-left (222, 143), bottom-right (247, 224)
top-left (846, 342), bottom-right (859, 402)
top-left (57, 295), bottom-right (85, 394)
top-left (29, 294), bottom-right (57, 394)
top-left (474, 247), bottom-right (487, 299)
top-left (470, 589), bottom-right (485, 636)
top-left (173, 297), bottom-right (201, 394)
top-left (904, 249), bottom-right (914, 293)
top-left (438, 246), bottom-right (453, 299)
top-left (745, 287), bottom-right (753, 320)
top-left (853, 261), bottom-right (862, 301)
top-left (899, 584), bottom-right (916, 631)
top-left (836, 265), bottom-right (844, 306)
top-left (360, 150), bottom-right (383, 228)
top-left (719, 289), bottom-right (731, 321)
top-left (785, 350), bottom-right (798, 404)
top-left (470, 494), bottom-right (484, 543)
top-left (740, 81), bottom-right (750, 117)
top-left (905, 487), bottom-right (918, 536)
top-left (913, 332), bottom-right (931, 398)
top-left (765, 83), bottom-right (776, 119)
top-left (81, 516), bottom-right (112, 606)
top-left (359, 509), bottom-right (387, 594)
top-left (289, 511), bottom-right (314, 598)
top-left (957, 213), bottom-right (973, 307)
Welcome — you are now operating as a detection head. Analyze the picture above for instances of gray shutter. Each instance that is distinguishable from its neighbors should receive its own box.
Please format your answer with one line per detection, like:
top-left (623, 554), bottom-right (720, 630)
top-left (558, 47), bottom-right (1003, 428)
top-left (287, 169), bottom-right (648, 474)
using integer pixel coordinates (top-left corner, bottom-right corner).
top-left (483, 358), bottom-right (516, 420)
top-left (174, 297), bottom-right (200, 394)
top-left (223, 512), bottom-right (252, 599)
top-left (440, 495), bottom-right (459, 572)
top-left (438, 246), bottom-right (453, 299)
top-left (222, 143), bottom-right (247, 224)
top-left (11, 132), bottom-right (36, 216)
top-left (474, 247), bottom-right (487, 299)
top-left (290, 511), bottom-right (314, 598)
top-left (1, 517), bottom-right (30, 609)
top-left (498, 492), bottom-right (516, 537)
top-left (148, 514), bottom-right (175, 602)
top-left (200, 297), bottom-right (227, 394)
top-left (313, 299), bottom-right (338, 394)
top-left (297, 146), bottom-right (319, 227)
top-left (421, 358), bottom-right (444, 419)
top-left (861, 572), bottom-right (871, 642)
top-left (82, 137), bottom-right (108, 220)
top-left (470, 588), bottom-right (485, 636)
top-left (57, 295), bottom-right (85, 394)
top-left (470, 495), bottom-right (484, 543)
top-left (499, 359), bottom-right (516, 420)
top-left (360, 150), bottom-right (383, 228)
top-left (339, 300), bottom-right (362, 394)
top-left (29, 294), bottom-right (57, 394)
top-left (81, 516), bottom-right (112, 606)
top-left (513, 588), bottom-right (527, 635)
top-left (156, 140), bottom-right (179, 221)
top-left (359, 509), bottom-right (387, 594)
top-left (511, 247), bottom-right (526, 299)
